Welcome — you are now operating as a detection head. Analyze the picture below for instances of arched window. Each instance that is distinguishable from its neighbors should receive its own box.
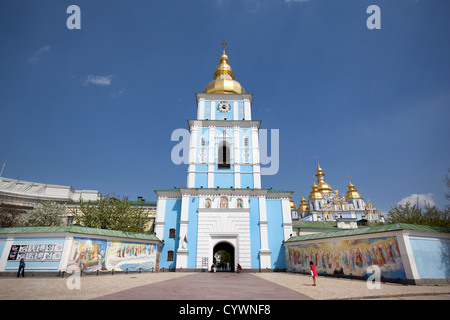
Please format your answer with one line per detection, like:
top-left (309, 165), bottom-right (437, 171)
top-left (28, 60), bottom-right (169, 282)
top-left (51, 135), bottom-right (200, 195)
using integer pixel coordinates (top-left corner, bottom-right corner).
top-left (201, 136), bottom-right (206, 147)
top-left (218, 140), bottom-right (230, 168)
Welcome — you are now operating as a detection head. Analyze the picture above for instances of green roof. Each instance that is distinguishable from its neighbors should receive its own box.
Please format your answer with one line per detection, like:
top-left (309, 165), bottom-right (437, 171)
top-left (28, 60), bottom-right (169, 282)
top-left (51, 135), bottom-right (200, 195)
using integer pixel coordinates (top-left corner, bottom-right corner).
top-left (292, 221), bottom-right (339, 231)
top-left (286, 223), bottom-right (450, 243)
top-left (0, 226), bottom-right (161, 242)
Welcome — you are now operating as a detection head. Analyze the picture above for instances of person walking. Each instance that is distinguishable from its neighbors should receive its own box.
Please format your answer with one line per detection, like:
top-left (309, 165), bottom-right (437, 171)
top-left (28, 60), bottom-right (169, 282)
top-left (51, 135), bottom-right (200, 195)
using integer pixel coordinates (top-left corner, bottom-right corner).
top-left (17, 257), bottom-right (25, 278)
top-left (310, 261), bottom-right (318, 286)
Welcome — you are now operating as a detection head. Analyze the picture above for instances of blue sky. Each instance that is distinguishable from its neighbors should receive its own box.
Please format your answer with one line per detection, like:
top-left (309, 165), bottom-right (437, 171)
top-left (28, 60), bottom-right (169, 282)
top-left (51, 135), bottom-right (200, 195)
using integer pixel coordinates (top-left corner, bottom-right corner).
top-left (1, 0), bottom-right (449, 213)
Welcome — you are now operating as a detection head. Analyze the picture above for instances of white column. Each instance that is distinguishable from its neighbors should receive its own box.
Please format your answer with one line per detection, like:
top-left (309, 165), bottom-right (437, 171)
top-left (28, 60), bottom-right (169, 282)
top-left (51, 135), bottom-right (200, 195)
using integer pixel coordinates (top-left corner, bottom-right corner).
top-left (176, 194), bottom-right (190, 269)
top-left (197, 98), bottom-right (205, 120)
top-left (154, 198), bottom-right (167, 240)
top-left (258, 196), bottom-right (271, 269)
top-left (234, 127), bottom-right (240, 188)
top-left (58, 236), bottom-right (74, 271)
top-left (208, 127), bottom-right (215, 188)
top-left (281, 198), bottom-right (293, 241)
top-left (244, 99), bottom-right (251, 120)
top-left (401, 232), bottom-right (420, 281)
top-left (210, 101), bottom-right (216, 120)
top-left (251, 127), bottom-right (261, 188)
top-left (233, 101), bottom-right (238, 120)
top-left (187, 127), bottom-right (198, 188)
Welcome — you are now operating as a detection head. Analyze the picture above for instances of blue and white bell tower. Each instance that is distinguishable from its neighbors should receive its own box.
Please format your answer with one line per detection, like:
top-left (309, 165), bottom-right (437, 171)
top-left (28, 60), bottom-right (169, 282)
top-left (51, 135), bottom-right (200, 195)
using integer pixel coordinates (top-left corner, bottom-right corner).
top-left (155, 46), bottom-right (292, 272)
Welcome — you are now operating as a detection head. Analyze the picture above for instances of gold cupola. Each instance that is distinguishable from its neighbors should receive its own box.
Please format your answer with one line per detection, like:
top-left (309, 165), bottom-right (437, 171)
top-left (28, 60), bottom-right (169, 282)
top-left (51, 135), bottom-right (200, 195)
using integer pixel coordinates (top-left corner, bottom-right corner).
top-left (345, 176), bottom-right (362, 200)
top-left (298, 195), bottom-right (309, 212)
top-left (203, 44), bottom-right (246, 94)
top-left (308, 179), bottom-right (323, 200)
top-left (316, 164), bottom-right (333, 193)
top-left (290, 195), bottom-right (296, 211)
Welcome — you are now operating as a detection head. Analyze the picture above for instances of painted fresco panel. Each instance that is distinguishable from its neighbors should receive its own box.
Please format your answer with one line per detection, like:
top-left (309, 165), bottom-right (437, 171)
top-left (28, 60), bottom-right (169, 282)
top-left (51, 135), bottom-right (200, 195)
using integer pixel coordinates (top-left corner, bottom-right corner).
top-left (286, 236), bottom-right (407, 279)
top-left (68, 237), bottom-right (158, 272)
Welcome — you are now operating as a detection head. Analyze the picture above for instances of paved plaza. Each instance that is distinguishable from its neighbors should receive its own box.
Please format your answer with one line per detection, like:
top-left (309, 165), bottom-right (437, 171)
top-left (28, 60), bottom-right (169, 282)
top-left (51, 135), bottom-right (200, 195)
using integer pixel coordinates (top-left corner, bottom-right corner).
top-left (0, 271), bottom-right (449, 300)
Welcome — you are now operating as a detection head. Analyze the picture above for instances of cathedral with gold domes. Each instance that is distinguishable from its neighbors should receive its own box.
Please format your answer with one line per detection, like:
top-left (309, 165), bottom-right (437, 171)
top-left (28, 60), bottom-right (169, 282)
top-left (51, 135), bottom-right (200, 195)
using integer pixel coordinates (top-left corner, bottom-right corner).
top-left (290, 159), bottom-right (384, 223)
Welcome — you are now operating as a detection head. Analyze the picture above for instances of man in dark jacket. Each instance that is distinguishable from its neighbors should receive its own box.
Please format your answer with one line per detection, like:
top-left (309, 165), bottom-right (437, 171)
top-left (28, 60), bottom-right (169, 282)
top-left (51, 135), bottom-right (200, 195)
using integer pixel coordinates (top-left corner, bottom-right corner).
top-left (17, 258), bottom-right (25, 278)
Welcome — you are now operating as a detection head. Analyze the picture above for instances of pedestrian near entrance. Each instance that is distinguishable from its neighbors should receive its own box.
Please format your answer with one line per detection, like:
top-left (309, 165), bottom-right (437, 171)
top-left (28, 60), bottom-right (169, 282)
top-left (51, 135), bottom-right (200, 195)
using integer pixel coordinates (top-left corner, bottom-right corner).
top-left (17, 258), bottom-right (25, 278)
top-left (310, 261), bottom-right (317, 286)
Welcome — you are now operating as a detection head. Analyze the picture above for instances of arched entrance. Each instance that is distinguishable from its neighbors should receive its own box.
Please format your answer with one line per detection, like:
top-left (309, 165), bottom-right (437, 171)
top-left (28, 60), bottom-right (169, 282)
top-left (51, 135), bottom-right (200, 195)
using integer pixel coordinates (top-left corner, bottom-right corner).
top-left (213, 242), bottom-right (235, 272)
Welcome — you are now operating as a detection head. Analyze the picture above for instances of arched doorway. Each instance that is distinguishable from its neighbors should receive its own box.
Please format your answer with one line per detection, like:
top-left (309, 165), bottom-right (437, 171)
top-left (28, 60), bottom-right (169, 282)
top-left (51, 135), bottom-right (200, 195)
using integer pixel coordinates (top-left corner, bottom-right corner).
top-left (213, 242), bottom-right (235, 272)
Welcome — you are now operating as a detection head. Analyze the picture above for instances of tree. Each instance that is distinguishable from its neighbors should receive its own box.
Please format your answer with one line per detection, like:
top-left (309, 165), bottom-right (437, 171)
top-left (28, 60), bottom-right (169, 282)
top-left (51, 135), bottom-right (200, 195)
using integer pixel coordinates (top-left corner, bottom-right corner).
top-left (18, 201), bottom-right (66, 227)
top-left (73, 194), bottom-right (149, 233)
top-left (387, 202), bottom-right (450, 228)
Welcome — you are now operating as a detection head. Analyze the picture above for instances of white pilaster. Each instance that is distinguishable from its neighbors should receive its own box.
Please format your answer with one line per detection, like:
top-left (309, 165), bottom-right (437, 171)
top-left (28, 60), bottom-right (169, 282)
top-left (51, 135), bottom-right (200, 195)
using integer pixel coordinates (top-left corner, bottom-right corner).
top-left (198, 98), bottom-right (205, 120)
top-left (187, 126), bottom-right (198, 188)
top-left (176, 194), bottom-right (190, 269)
top-left (258, 196), bottom-right (271, 269)
top-left (281, 198), bottom-right (293, 241)
top-left (234, 127), bottom-right (240, 188)
top-left (251, 127), bottom-right (261, 188)
top-left (244, 99), bottom-right (251, 120)
top-left (401, 232), bottom-right (420, 281)
top-left (154, 198), bottom-right (167, 240)
top-left (58, 236), bottom-right (74, 271)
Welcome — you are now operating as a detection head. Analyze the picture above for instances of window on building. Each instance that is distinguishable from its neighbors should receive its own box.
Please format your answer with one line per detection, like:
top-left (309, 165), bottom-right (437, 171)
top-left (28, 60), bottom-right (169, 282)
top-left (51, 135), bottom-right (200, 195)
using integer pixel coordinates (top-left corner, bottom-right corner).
top-left (167, 251), bottom-right (174, 261)
top-left (218, 140), bottom-right (230, 168)
top-left (243, 136), bottom-right (249, 147)
top-left (169, 229), bottom-right (176, 238)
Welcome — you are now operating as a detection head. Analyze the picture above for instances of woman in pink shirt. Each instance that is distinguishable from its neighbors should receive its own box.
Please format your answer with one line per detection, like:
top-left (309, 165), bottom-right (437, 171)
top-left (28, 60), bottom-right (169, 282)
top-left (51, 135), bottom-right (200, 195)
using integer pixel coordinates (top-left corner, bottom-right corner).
top-left (310, 261), bottom-right (318, 286)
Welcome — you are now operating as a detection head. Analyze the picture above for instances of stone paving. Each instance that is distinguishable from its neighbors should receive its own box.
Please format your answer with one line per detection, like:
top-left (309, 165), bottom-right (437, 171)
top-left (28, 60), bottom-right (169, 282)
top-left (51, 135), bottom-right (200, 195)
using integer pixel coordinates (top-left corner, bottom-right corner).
top-left (0, 271), bottom-right (449, 300)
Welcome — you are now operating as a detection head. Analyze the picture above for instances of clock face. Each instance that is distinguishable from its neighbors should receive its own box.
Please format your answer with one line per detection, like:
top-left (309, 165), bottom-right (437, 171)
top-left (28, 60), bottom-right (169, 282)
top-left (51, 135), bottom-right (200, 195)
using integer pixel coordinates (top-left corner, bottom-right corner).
top-left (218, 101), bottom-right (231, 113)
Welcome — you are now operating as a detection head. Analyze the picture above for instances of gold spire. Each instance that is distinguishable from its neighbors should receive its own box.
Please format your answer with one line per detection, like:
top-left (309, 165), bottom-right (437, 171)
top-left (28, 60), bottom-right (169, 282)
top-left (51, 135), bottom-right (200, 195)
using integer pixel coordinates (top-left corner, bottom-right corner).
top-left (203, 42), bottom-right (246, 94)
top-left (345, 175), bottom-right (362, 200)
top-left (315, 156), bottom-right (333, 193)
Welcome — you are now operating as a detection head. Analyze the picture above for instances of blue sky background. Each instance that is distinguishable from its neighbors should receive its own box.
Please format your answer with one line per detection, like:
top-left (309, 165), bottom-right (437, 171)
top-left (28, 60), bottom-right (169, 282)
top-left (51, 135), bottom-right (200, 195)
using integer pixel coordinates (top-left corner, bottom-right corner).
top-left (1, 0), bottom-right (449, 213)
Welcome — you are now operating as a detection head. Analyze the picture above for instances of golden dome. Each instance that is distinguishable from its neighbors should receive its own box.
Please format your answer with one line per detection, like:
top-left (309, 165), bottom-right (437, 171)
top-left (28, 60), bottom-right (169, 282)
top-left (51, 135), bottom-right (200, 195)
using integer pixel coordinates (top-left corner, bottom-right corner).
top-left (345, 178), bottom-right (362, 200)
top-left (308, 181), bottom-right (323, 200)
top-left (316, 165), bottom-right (333, 193)
top-left (290, 195), bottom-right (296, 211)
top-left (298, 196), bottom-right (309, 212)
top-left (203, 48), bottom-right (246, 94)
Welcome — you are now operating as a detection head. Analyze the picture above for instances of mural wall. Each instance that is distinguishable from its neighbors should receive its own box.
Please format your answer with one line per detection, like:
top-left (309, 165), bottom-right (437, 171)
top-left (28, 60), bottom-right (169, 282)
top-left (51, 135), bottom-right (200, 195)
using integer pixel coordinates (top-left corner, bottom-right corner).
top-left (286, 236), bottom-right (407, 279)
top-left (67, 237), bottom-right (158, 272)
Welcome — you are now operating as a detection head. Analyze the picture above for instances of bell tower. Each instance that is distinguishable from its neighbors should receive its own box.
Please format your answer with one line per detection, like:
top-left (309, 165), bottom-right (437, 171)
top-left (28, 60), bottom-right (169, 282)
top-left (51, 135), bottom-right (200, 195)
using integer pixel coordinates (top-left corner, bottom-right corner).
top-left (155, 43), bottom-right (292, 272)
top-left (187, 44), bottom-right (261, 189)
